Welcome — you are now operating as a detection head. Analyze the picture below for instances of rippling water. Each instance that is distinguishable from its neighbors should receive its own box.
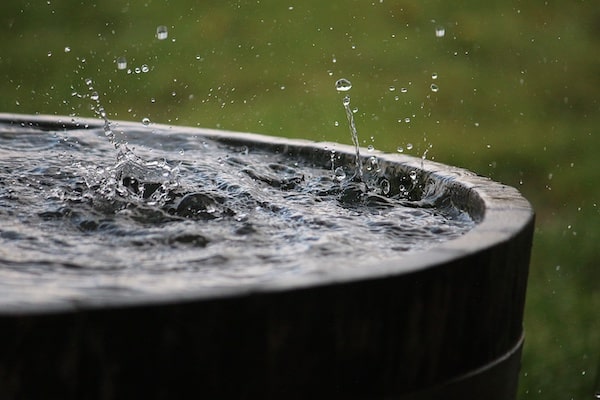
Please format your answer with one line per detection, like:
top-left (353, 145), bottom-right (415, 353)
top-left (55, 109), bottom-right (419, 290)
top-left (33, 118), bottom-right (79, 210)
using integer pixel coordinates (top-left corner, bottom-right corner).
top-left (0, 120), bottom-right (474, 307)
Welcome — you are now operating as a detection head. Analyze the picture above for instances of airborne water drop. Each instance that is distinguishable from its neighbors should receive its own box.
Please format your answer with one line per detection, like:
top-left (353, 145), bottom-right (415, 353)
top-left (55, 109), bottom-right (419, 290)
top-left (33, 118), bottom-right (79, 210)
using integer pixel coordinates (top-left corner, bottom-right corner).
top-left (156, 25), bottom-right (168, 40)
top-left (335, 78), bottom-right (352, 92)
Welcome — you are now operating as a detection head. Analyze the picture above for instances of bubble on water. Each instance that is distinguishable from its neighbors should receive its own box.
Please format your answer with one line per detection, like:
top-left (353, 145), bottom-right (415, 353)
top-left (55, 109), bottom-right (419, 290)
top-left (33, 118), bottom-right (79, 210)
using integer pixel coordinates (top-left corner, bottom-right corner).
top-left (388, 86), bottom-right (396, 92)
top-left (400, 87), bottom-right (408, 93)
top-left (64, 46), bottom-right (71, 53)
top-left (142, 117), bottom-right (151, 126)
top-left (409, 170), bottom-right (417, 181)
top-left (335, 78), bottom-right (352, 92)
top-left (334, 166), bottom-right (346, 181)
top-left (47, 51), bottom-right (52, 57)
top-left (116, 56), bottom-right (127, 70)
top-left (156, 25), bottom-right (168, 40)
top-left (85, 78), bottom-right (93, 87)
top-left (141, 64), bottom-right (149, 73)
top-left (90, 92), bottom-right (99, 101)
top-left (342, 95), bottom-right (351, 106)
top-left (431, 72), bottom-right (438, 80)
top-left (404, 117), bottom-right (411, 123)
top-left (396, 146), bottom-right (404, 153)
top-left (430, 84), bottom-right (439, 92)
top-left (406, 143), bottom-right (413, 150)
top-left (435, 26), bottom-right (445, 37)
top-left (334, 120), bottom-right (339, 127)
top-left (381, 179), bottom-right (391, 195)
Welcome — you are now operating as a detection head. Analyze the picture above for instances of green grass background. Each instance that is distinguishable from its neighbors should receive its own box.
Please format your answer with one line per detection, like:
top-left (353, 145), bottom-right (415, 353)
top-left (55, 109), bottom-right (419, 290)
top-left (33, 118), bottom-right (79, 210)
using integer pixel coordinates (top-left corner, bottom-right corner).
top-left (1, 1), bottom-right (599, 397)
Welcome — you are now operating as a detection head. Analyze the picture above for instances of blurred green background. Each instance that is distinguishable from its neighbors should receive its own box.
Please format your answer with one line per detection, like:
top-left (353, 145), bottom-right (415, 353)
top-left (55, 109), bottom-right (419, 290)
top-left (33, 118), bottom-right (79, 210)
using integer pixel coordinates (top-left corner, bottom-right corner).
top-left (1, 1), bottom-right (599, 397)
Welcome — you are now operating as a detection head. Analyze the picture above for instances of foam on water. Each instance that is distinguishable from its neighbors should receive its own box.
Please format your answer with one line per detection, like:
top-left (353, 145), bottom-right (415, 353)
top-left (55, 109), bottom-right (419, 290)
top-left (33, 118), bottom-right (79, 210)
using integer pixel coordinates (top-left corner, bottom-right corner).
top-left (0, 120), bottom-right (474, 306)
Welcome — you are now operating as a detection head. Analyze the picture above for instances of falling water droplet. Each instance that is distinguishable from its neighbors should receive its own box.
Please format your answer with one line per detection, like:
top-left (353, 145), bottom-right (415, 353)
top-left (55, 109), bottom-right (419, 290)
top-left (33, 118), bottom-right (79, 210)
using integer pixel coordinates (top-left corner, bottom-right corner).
top-left (435, 26), bottom-right (446, 37)
top-left (156, 25), bottom-right (168, 40)
top-left (335, 78), bottom-right (352, 92)
top-left (142, 117), bottom-right (151, 126)
top-left (430, 84), bottom-right (439, 92)
top-left (116, 56), bottom-right (127, 70)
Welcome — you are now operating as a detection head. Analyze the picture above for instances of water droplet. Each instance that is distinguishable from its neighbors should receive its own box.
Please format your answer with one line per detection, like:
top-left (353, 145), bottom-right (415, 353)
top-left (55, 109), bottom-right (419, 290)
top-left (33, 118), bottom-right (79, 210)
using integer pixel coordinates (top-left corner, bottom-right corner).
top-left (435, 26), bottom-right (445, 37)
top-left (409, 170), bottom-right (417, 181)
top-left (366, 156), bottom-right (379, 172)
top-left (142, 117), bottom-right (151, 126)
top-left (342, 95), bottom-right (351, 106)
top-left (406, 143), bottom-right (413, 150)
top-left (388, 86), bottom-right (396, 92)
top-left (334, 166), bottom-right (346, 181)
top-left (156, 25), bottom-right (168, 40)
top-left (396, 146), bottom-right (404, 153)
top-left (335, 78), bottom-right (352, 92)
top-left (404, 117), bottom-right (411, 123)
top-left (64, 46), bottom-right (71, 53)
top-left (430, 84), bottom-right (439, 92)
top-left (431, 72), bottom-right (438, 80)
top-left (134, 67), bottom-right (141, 74)
top-left (367, 145), bottom-right (374, 152)
top-left (400, 87), bottom-right (408, 93)
top-left (116, 56), bottom-right (127, 70)
top-left (90, 92), bottom-right (99, 101)
top-left (141, 64), bottom-right (149, 73)
top-left (334, 121), bottom-right (339, 127)
top-left (47, 51), bottom-right (52, 57)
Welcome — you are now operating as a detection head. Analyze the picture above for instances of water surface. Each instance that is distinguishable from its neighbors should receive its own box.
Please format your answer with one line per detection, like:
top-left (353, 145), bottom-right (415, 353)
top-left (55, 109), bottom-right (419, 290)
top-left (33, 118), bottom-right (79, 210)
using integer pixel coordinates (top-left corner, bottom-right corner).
top-left (0, 121), bottom-right (474, 307)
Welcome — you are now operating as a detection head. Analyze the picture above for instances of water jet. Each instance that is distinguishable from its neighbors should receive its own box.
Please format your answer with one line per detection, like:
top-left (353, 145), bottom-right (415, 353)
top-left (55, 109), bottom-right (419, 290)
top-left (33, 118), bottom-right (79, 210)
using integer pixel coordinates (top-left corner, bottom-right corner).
top-left (0, 113), bottom-right (533, 399)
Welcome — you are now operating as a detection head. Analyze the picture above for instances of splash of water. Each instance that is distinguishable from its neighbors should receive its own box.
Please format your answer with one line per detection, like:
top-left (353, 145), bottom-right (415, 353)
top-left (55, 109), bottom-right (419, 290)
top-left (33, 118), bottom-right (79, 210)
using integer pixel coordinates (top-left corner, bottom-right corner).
top-left (82, 77), bottom-right (179, 207)
top-left (335, 78), bottom-right (363, 181)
